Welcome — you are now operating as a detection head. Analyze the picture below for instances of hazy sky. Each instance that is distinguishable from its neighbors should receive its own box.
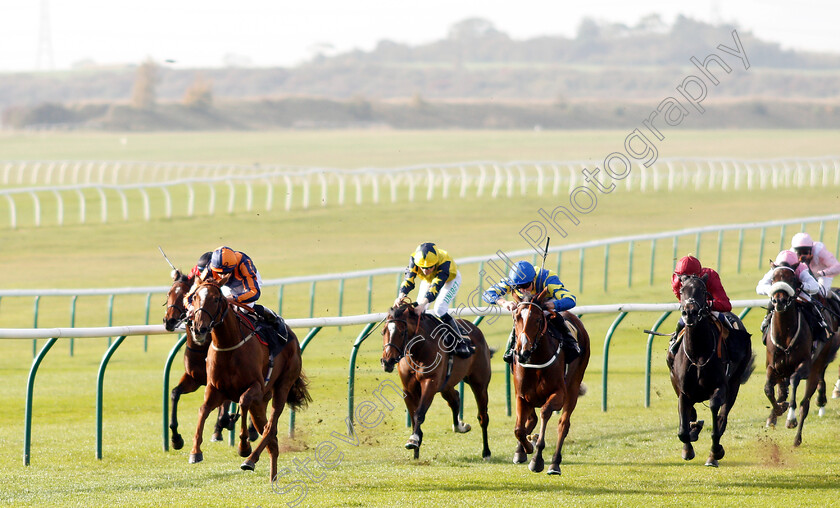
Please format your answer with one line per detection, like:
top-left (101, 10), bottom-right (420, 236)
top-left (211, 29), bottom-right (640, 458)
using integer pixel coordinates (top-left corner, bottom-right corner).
top-left (2, 0), bottom-right (837, 72)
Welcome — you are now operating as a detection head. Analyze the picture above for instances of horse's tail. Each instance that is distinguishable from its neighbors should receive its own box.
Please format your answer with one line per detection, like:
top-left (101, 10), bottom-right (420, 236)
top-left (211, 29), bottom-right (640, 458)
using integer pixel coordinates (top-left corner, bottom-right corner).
top-left (287, 371), bottom-right (313, 412)
top-left (739, 351), bottom-right (756, 385)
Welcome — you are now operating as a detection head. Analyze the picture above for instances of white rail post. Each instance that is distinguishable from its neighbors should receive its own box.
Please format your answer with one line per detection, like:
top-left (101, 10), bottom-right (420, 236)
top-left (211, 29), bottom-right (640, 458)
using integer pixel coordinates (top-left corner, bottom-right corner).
top-left (97, 187), bottom-right (108, 223)
top-left (5, 194), bottom-right (17, 229)
top-left (31, 162), bottom-right (41, 185)
top-left (476, 164), bottom-right (487, 197)
top-left (29, 192), bottom-right (41, 227)
top-left (318, 172), bottom-right (328, 207)
top-left (207, 183), bottom-right (217, 215)
top-left (76, 189), bottom-right (86, 224)
top-left (162, 187), bottom-right (172, 219)
top-left (245, 181), bottom-right (254, 212)
top-left (52, 190), bottom-right (63, 226)
top-left (264, 179), bottom-right (274, 212)
top-left (226, 180), bottom-right (236, 214)
top-left (140, 188), bottom-right (150, 221)
top-left (187, 184), bottom-right (195, 217)
top-left (459, 165), bottom-right (469, 198)
top-left (284, 175), bottom-right (293, 211)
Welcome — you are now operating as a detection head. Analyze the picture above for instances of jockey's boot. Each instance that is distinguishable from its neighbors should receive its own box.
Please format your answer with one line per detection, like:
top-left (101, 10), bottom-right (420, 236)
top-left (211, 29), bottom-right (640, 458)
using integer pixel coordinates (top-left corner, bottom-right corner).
top-left (502, 326), bottom-right (516, 364)
top-left (669, 321), bottom-right (685, 356)
top-left (441, 313), bottom-right (474, 358)
top-left (551, 314), bottom-right (580, 361)
top-left (760, 307), bottom-right (772, 334)
top-left (254, 304), bottom-right (288, 343)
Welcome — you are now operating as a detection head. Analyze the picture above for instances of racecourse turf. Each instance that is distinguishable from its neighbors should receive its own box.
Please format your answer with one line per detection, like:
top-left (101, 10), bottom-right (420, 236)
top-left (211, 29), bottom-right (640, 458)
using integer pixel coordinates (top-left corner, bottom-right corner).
top-left (1, 129), bottom-right (840, 507)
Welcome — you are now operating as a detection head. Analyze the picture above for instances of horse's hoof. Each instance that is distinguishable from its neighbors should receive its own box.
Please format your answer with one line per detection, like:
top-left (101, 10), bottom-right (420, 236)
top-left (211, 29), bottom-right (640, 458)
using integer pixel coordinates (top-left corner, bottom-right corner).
top-left (766, 419), bottom-right (776, 428)
top-left (405, 434), bottom-right (420, 450)
top-left (171, 434), bottom-right (184, 450)
top-left (689, 420), bottom-right (704, 442)
top-left (705, 457), bottom-right (719, 467)
top-left (240, 459), bottom-right (256, 471)
top-left (188, 452), bottom-right (203, 464)
top-left (547, 465), bottom-right (562, 476)
top-left (786, 419), bottom-right (797, 429)
top-left (453, 421), bottom-right (471, 434)
top-left (712, 446), bottom-right (725, 461)
top-left (248, 425), bottom-right (259, 442)
top-left (210, 433), bottom-right (223, 442)
top-left (794, 437), bottom-right (802, 447)
top-left (482, 452), bottom-right (491, 462)
top-left (513, 452), bottom-right (527, 464)
top-left (832, 388), bottom-right (840, 399)
top-left (682, 446), bottom-right (695, 461)
top-left (529, 458), bottom-right (545, 473)
top-left (819, 406), bottom-right (826, 417)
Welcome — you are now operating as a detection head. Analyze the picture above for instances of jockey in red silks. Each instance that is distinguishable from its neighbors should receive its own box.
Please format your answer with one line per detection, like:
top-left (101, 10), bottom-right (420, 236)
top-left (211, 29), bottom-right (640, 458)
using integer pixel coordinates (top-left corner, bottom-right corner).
top-left (669, 255), bottom-right (735, 354)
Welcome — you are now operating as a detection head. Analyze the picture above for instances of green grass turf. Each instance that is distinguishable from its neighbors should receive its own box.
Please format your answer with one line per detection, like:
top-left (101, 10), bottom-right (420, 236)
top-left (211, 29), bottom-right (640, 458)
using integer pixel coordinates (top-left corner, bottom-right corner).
top-left (2, 130), bottom-right (840, 506)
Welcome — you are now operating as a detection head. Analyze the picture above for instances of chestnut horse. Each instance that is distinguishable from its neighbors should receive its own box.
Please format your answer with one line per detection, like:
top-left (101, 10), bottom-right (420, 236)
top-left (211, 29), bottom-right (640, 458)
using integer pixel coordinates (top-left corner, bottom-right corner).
top-left (667, 274), bottom-right (754, 466)
top-left (509, 291), bottom-right (590, 476)
top-left (163, 271), bottom-right (257, 449)
top-left (763, 266), bottom-right (839, 445)
top-left (381, 303), bottom-right (491, 460)
top-left (187, 280), bottom-right (311, 481)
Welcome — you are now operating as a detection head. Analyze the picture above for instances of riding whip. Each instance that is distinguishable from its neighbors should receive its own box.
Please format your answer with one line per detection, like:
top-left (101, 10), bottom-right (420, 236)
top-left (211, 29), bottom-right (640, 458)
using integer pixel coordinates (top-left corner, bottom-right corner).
top-left (158, 245), bottom-right (180, 277)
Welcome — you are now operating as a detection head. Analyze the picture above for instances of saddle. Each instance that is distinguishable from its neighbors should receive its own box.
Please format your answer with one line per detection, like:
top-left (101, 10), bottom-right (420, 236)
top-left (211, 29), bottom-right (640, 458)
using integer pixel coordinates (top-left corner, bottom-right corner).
top-left (547, 316), bottom-right (582, 363)
top-left (234, 307), bottom-right (286, 359)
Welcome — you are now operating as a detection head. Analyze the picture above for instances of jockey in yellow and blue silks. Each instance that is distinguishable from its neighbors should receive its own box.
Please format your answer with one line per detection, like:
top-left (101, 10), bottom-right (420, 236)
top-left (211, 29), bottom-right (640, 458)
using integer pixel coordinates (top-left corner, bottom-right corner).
top-left (394, 242), bottom-right (473, 358)
top-left (483, 260), bottom-right (579, 364)
top-left (194, 246), bottom-right (286, 343)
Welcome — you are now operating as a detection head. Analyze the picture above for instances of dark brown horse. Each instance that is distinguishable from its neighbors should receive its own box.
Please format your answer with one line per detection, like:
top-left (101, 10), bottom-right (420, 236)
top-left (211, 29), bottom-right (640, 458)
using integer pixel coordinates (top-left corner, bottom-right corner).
top-left (187, 280), bottom-right (311, 481)
top-left (763, 266), bottom-right (839, 445)
top-left (667, 274), bottom-right (754, 466)
top-left (381, 303), bottom-right (491, 460)
top-left (509, 291), bottom-right (589, 476)
top-left (164, 271), bottom-right (257, 449)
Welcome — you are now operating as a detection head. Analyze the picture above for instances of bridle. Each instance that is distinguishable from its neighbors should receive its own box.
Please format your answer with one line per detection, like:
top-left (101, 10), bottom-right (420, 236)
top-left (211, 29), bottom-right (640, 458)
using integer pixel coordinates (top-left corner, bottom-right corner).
top-left (382, 307), bottom-right (421, 360)
top-left (191, 283), bottom-right (230, 341)
top-left (679, 276), bottom-right (715, 369)
top-left (514, 301), bottom-right (551, 365)
top-left (769, 266), bottom-right (798, 313)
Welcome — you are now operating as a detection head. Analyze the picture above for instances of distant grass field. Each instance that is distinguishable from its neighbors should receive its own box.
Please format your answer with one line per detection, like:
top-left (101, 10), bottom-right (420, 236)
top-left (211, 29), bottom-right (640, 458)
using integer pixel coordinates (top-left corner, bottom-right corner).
top-left (2, 129), bottom-right (840, 507)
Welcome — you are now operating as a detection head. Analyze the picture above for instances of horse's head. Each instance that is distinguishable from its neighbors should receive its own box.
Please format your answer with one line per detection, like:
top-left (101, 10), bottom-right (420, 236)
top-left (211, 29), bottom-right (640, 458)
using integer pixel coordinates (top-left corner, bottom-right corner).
top-left (769, 264), bottom-right (799, 312)
top-left (163, 270), bottom-right (191, 332)
top-left (188, 280), bottom-right (228, 345)
top-left (679, 273), bottom-right (709, 327)
top-left (511, 290), bottom-right (549, 363)
top-left (381, 303), bottom-right (419, 372)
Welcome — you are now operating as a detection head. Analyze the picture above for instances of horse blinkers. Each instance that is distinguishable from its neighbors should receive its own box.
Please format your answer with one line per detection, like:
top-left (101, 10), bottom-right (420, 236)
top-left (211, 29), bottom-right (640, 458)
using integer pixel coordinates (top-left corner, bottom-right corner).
top-left (381, 306), bottom-right (414, 372)
top-left (189, 285), bottom-right (227, 344)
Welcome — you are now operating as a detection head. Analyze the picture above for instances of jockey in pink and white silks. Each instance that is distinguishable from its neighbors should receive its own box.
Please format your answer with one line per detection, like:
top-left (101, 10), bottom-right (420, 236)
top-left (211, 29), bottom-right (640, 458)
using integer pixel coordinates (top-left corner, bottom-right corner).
top-left (790, 232), bottom-right (840, 298)
top-left (756, 249), bottom-right (827, 343)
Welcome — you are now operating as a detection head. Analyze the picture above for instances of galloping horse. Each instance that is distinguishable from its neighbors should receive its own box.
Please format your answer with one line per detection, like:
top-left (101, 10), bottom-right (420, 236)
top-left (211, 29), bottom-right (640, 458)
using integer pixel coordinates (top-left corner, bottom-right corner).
top-left (509, 291), bottom-right (589, 476)
top-left (187, 279), bottom-right (311, 481)
top-left (763, 265), bottom-right (839, 445)
top-left (667, 274), bottom-right (754, 466)
top-left (163, 271), bottom-right (257, 449)
top-left (381, 303), bottom-right (491, 460)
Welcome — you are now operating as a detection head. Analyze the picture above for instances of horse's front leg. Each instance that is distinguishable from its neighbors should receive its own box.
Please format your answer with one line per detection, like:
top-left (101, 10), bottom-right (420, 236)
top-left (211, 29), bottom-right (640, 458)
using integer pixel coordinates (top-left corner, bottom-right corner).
top-left (705, 385), bottom-right (727, 467)
top-left (406, 379), bottom-right (436, 459)
top-left (787, 361), bottom-right (811, 429)
top-left (794, 361), bottom-right (825, 447)
top-left (530, 394), bottom-right (561, 474)
top-left (513, 397), bottom-right (535, 464)
top-left (677, 395), bottom-right (696, 461)
top-left (764, 368), bottom-right (786, 427)
top-left (170, 373), bottom-right (201, 450)
top-left (189, 385), bottom-right (224, 463)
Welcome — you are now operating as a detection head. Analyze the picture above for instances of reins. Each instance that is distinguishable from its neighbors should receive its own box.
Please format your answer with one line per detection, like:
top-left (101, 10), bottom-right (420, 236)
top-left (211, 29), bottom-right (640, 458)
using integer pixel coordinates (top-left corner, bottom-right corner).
top-left (514, 301), bottom-right (560, 369)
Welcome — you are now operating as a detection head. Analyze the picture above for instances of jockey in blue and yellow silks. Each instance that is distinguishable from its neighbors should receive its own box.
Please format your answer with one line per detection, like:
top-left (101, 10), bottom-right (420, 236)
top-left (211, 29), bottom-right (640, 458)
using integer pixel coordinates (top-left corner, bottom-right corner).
top-left (394, 242), bottom-right (473, 358)
top-left (483, 260), bottom-right (579, 364)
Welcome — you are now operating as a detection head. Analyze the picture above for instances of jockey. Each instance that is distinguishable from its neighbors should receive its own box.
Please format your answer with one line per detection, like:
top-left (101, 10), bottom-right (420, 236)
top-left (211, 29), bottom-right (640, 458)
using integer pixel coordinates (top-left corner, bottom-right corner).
top-left (669, 255), bottom-right (737, 355)
top-left (197, 246), bottom-right (286, 343)
top-left (482, 260), bottom-right (579, 364)
top-left (791, 232), bottom-right (840, 310)
top-left (187, 251), bottom-right (212, 281)
top-left (756, 249), bottom-right (827, 342)
top-left (394, 242), bottom-right (473, 358)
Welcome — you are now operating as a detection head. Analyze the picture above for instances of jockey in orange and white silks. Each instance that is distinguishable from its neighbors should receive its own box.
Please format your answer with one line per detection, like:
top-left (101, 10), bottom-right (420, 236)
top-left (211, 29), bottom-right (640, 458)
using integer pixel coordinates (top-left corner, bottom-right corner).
top-left (393, 242), bottom-right (472, 358)
top-left (791, 232), bottom-right (840, 298)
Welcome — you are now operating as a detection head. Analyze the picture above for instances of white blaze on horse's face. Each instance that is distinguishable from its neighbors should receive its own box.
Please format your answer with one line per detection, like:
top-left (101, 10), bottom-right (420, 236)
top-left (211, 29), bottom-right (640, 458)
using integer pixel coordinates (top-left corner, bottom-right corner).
top-left (387, 322), bottom-right (397, 340)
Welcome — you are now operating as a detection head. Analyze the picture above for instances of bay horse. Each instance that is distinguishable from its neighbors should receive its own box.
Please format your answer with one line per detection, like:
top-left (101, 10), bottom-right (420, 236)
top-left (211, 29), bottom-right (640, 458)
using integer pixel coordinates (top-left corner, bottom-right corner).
top-left (163, 270), bottom-right (257, 449)
top-left (509, 290), bottom-right (590, 476)
top-left (667, 274), bottom-right (754, 466)
top-left (763, 265), bottom-right (839, 446)
top-left (381, 303), bottom-right (491, 460)
top-left (187, 279), bottom-right (311, 481)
